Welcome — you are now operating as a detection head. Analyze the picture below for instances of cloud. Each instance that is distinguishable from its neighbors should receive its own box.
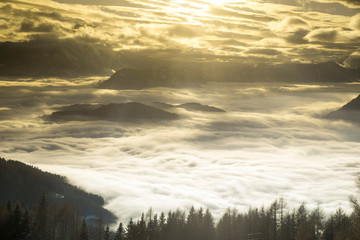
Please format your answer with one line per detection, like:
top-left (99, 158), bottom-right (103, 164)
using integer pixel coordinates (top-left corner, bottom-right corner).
top-left (246, 48), bottom-right (282, 55)
top-left (209, 6), bottom-right (277, 22)
top-left (305, 28), bottom-right (338, 42)
top-left (316, 0), bottom-right (360, 7)
top-left (343, 0), bottom-right (360, 6)
top-left (279, 16), bottom-right (309, 28)
top-left (350, 12), bottom-right (360, 30)
top-left (1, 0), bottom-right (359, 66)
top-left (271, 16), bottom-right (310, 44)
top-left (168, 24), bottom-right (200, 38)
top-left (343, 50), bottom-right (360, 68)
top-left (19, 20), bottom-right (55, 32)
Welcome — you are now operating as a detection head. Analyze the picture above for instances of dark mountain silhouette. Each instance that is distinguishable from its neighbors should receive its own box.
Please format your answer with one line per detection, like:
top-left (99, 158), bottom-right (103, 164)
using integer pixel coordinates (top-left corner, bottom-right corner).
top-left (152, 102), bottom-right (225, 112)
top-left (267, 61), bottom-right (360, 82)
top-left (43, 102), bottom-right (179, 123)
top-left (0, 39), bottom-right (121, 77)
top-left (99, 68), bottom-right (156, 89)
top-left (99, 61), bottom-right (360, 90)
top-left (325, 94), bottom-right (360, 122)
top-left (209, 61), bottom-right (360, 83)
top-left (98, 67), bottom-right (205, 90)
top-left (0, 157), bottom-right (116, 223)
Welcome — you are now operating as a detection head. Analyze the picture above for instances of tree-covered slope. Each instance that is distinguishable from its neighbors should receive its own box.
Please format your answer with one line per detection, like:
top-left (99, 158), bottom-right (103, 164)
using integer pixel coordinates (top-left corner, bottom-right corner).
top-left (0, 157), bottom-right (116, 223)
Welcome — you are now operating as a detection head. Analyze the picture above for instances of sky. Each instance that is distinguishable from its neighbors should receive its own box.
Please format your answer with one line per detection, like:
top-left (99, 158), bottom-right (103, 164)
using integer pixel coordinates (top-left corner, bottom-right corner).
top-left (1, 0), bottom-right (360, 224)
top-left (1, 0), bottom-right (360, 66)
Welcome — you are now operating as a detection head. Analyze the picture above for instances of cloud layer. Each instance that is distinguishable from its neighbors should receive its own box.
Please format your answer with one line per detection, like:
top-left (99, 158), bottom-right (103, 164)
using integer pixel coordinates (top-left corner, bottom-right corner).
top-left (1, 77), bottom-right (360, 223)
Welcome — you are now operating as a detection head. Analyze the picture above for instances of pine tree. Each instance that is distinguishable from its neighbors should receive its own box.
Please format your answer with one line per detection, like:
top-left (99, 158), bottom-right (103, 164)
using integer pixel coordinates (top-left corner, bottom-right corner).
top-left (79, 219), bottom-right (90, 240)
top-left (159, 212), bottom-right (166, 240)
top-left (31, 194), bottom-right (50, 240)
top-left (114, 222), bottom-right (124, 240)
top-left (349, 176), bottom-right (360, 239)
top-left (19, 209), bottom-right (31, 240)
top-left (201, 209), bottom-right (215, 240)
top-left (104, 225), bottom-right (110, 240)
top-left (12, 203), bottom-right (23, 240)
top-left (126, 218), bottom-right (136, 240)
top-left (96, 216), bottom-right (104, 240)
top-left (138, 213), bottom-right (147, 240)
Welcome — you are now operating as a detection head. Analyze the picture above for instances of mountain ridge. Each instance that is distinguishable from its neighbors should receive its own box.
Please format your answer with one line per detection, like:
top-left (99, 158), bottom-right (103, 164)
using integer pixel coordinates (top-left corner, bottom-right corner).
top-left (43, 102), bottom-right (179, 123)
top-left (325, 94), bottom-right (360, 123)
top-left (99, 61), bottom-right (360, 90)
top-left (0, 157), bottom-right (116, 223)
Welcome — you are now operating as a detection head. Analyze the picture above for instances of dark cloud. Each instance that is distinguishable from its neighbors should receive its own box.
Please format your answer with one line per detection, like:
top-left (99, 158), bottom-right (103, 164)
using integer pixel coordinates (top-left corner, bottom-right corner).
top-left (0, 38), bottom-right (121, 77)
top-left (285, 29), bottom-right (310, 44)
top-left (339, 0), bottom-right (360, 7)
top-left (246, 48), bottom-right (282, 56)
top-left (5, 146), bottom-right (38, 153)
top-left (19, 20), bottom-right (55, 32)
top-left (305, 29), bottom-right (338, 42)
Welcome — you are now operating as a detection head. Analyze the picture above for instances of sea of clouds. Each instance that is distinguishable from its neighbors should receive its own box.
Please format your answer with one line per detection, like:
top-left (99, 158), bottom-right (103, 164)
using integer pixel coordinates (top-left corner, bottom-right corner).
top-left (1, 77), bottom-right (360, 223)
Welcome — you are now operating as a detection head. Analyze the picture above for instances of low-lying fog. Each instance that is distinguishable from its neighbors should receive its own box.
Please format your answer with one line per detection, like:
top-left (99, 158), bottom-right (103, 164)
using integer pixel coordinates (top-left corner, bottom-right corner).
top-left (1, 77), bottom-right (360, 223)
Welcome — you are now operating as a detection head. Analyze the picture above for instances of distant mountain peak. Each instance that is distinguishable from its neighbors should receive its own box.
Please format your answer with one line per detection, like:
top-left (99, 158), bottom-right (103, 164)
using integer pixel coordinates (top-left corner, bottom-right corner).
top-left (338, 94), bottom-right (360, 111)
top-left (151, 102), bottom-right (225, 113)
top-left (324, 94), bottom-right (360, 123)
top-left (43, 102), bottom-right (179, 123)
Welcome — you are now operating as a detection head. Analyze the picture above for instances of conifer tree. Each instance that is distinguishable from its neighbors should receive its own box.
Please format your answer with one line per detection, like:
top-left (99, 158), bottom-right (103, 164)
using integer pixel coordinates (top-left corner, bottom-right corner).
top-left (114, 222), bottom-right (124, 240)
top-left (31, 194), bottom-right (50, 240)
top-left (126, 218), bottom-right (136, 240)
top-left (104, 225), bottom-right (110, 240)
top-left (79, 219), bottom-right (90, 240)
top-left (349, 176), bottom-right (360, 239)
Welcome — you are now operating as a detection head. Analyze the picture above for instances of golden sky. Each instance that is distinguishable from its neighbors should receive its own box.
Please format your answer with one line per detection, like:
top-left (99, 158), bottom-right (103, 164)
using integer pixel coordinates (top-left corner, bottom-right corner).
top-left (1, 0), bottom-right (360, 65)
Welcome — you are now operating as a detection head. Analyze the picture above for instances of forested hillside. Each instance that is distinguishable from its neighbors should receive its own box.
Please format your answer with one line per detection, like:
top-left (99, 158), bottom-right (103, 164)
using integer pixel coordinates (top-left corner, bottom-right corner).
top-left (1, 157), bottom-right (360, 240)
top-left (1, 196), bottom-right (360, 240)
top-left (0, 157), bottom-right (115, 223)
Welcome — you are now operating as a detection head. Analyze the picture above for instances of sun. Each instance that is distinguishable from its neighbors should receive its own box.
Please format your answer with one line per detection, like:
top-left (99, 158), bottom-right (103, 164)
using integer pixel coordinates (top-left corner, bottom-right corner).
top-left (201, 0), bottom-right (245, 5)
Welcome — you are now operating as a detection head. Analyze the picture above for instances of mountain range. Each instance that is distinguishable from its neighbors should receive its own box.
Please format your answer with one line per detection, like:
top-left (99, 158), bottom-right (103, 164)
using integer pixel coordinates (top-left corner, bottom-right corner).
top-left (99, 62), bottom-right (360, 90)
top-left (152, 102), bottom-right (225, 112)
